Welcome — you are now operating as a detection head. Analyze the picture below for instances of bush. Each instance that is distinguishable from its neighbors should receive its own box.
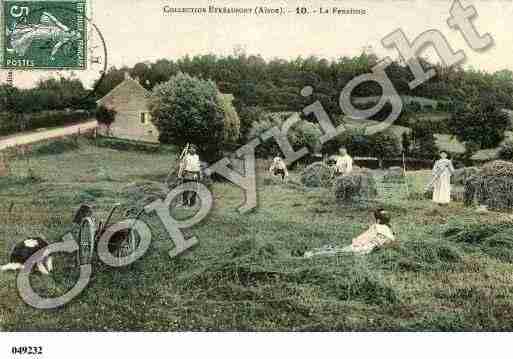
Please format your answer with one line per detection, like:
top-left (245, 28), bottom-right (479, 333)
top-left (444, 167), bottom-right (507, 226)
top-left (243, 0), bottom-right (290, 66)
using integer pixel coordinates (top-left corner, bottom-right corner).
top-left (218, 93), bottom-right (240, 145)
top-left (300, 162), bottom-right (334, 188)
top-left (149, 72), bottom-right (233, 162)
top-left (96, 105), bottom-right (116, 127)
top-left (333, 170), bottom-right (378, 205)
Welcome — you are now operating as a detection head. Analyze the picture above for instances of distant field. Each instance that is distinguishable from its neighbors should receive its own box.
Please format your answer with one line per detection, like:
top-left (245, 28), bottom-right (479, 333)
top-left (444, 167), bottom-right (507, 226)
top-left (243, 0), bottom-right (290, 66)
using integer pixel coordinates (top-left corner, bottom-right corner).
top-left (1, 139), bottom-right (513, 331)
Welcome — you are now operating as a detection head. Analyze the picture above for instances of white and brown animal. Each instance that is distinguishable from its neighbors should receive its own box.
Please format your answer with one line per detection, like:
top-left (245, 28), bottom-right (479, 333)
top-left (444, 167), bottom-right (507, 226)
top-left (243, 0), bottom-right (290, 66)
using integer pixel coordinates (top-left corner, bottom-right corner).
top-left (1, 237), bottom-right (53, 275)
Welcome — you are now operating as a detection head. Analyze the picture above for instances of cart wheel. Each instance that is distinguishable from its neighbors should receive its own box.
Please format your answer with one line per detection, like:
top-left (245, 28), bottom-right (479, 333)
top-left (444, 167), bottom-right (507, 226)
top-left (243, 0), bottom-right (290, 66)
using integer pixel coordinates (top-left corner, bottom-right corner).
top-left (113, 228), bottom-right (140, 260)
top-left (78, 217), bottom-right (97, 266)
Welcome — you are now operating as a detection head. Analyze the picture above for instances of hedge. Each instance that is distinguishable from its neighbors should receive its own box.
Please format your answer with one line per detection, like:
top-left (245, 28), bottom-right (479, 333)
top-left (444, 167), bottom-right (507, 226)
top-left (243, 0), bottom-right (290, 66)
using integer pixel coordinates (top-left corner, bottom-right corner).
top-left (0, 110), bottom-right (93, 137)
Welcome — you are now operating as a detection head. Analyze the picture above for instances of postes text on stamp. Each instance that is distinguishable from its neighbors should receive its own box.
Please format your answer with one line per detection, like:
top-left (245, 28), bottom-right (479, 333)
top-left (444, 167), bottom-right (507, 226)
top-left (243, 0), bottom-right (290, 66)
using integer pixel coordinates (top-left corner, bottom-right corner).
top-left (2, 0), bottom-right (87, 69)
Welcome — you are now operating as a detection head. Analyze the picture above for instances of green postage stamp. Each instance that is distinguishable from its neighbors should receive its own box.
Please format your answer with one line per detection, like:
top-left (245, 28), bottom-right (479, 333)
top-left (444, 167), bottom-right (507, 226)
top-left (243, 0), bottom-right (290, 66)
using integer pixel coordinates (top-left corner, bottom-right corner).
top-left (1, 0), bottom-right (87, 69)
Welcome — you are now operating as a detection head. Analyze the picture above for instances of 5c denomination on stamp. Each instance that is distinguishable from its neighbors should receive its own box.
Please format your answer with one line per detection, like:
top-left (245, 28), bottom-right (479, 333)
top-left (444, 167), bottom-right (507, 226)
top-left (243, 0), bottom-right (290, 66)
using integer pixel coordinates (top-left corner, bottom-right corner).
top-left (2, 0), bottom-right (87, 69)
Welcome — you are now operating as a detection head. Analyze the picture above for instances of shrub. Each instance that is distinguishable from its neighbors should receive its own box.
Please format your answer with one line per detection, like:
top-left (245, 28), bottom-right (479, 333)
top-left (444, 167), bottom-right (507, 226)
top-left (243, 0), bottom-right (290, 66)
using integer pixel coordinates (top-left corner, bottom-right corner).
top-left (96, 105), bottom-right (116, 127)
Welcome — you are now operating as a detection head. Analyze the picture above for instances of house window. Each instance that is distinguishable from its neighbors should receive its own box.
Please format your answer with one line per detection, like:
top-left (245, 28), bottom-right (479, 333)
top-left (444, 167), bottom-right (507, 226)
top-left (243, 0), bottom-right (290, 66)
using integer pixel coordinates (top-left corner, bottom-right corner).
top-left (140, 112), bottom-right (147, 124)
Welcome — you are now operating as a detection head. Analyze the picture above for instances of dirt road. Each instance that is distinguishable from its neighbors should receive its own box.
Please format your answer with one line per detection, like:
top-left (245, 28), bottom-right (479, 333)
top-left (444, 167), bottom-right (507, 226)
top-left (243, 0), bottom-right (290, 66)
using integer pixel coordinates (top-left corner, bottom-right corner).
top-left (0, 120), bottom-right (98, 150)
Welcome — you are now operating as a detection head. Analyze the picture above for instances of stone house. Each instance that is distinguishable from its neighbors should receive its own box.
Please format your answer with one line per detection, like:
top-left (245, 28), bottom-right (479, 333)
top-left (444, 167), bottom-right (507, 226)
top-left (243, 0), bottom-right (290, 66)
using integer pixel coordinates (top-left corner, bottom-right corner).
top-left (97, 73), bottom-right (159, 143)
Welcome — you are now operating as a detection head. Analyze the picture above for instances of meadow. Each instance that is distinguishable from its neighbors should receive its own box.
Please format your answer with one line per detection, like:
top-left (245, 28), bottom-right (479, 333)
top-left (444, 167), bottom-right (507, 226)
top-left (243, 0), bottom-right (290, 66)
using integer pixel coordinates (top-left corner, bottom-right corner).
top-left (1, 138), bottom-right (513, 331)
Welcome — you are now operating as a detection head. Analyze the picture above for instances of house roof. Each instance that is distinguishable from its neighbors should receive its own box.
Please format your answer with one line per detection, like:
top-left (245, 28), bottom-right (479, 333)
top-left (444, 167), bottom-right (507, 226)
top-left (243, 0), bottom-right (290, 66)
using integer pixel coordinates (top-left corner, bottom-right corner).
top-left (97, 76), bottom-right (151, 106)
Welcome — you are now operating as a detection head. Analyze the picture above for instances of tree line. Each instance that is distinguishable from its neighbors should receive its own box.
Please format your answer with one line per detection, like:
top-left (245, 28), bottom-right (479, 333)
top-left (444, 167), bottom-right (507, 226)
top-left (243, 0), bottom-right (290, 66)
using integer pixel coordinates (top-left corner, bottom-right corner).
top-left (1, 52), bottom-right (512, 155)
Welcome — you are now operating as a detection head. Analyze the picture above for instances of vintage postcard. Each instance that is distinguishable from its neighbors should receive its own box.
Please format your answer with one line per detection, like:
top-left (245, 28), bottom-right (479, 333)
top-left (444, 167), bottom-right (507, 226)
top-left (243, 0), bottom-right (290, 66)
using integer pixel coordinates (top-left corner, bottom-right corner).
top-left (0, 0), bottom-right (512, 357)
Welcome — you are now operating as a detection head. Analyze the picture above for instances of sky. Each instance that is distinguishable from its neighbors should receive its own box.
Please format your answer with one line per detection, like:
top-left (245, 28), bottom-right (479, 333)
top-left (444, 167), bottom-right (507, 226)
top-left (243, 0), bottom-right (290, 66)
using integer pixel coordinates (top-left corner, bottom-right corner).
top-left (3, 0), bottom-right (513, 88)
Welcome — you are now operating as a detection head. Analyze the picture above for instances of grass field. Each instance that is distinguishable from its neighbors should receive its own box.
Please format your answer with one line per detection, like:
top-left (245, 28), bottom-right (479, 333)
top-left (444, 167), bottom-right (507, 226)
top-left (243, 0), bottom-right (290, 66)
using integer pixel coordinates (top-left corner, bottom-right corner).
top-left (1, 138), bottom-right (513, 331)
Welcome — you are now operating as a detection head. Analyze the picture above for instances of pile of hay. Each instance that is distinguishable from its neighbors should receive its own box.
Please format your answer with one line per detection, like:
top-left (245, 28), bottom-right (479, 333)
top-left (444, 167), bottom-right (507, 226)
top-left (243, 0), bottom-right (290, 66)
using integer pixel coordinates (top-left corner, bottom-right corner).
top-left (333, 170), bottom-right (378, 205)
top-left (443, 222), bottom-right (513, 263)
top-left (300, 161), bottom-right (335, 188)
top-left (464, 160), bottom-right (513, 210)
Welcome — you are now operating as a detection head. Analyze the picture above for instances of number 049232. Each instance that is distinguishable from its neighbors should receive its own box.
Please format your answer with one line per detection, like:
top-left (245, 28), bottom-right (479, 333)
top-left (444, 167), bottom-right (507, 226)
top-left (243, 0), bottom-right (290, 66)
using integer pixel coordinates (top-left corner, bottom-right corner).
top-left (11, 346), bottom-right (43, 355)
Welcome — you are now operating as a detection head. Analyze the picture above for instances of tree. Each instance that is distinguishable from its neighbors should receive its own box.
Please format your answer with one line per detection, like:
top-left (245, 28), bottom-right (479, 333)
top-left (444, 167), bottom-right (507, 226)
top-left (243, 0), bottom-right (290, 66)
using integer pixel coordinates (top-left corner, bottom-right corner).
top-left (368, 131), bottom-right (401, 168)
top-left (408, 120), bottom-right (439, 160)
top-left (149, 72), bottom-right (226, 162)
top-left (96, 105), bottom-right (117, 135)
top-left (246, 110), bottom-right (322, 159)
top-left (449, 90), bottom-right (509, 149)
top-left (401, 132), bottom-right (411, 156)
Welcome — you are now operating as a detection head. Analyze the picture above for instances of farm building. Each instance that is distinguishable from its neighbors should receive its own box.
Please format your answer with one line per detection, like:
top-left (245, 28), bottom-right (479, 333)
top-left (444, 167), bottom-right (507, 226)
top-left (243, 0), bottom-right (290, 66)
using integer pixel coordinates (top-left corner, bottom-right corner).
top-left (97, 73), bottom-right (159, 143)
top-left (97, 73), bottom-right (240, 144)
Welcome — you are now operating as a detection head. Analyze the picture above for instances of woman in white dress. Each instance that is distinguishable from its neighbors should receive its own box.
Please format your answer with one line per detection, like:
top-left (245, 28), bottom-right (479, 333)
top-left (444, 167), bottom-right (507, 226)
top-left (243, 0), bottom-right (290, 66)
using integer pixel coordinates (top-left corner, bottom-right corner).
top-left (430, 152), bottom-right (455, 205)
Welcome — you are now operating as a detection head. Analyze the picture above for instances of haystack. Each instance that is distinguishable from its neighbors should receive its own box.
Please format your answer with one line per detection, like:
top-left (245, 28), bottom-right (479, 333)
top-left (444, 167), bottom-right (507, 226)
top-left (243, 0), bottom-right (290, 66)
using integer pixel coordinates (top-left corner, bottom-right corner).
top-left (464, 160), bottom-right (513, 210)
top-left (333, 169), bottom-right (378, 205)
top-left (300, 161), bottom-right (335, 188)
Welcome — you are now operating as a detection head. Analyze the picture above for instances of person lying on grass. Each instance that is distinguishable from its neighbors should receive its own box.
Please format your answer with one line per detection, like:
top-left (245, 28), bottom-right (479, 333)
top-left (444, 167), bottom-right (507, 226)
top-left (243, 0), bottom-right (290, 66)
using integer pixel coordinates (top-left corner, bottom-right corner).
top-left (293, 208), bottom-right (395, 258)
